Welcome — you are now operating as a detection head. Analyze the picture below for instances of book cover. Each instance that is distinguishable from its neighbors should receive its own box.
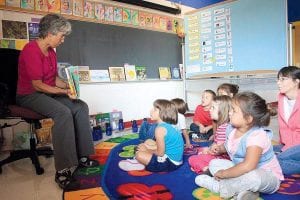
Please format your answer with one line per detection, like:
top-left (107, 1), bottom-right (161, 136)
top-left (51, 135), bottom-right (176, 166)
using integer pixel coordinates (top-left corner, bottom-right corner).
top-left (84, 1), bottom-right (94, 18)
top-left (6, 0), bottom-right (20, 7)
top-left (65, 66), bottom-right (80, 98)
top-left (108, 67), bottom-right (125, 82)
top-left (171, 67), bottom-right (181, 79)
top-left (122, 8), bottom-right (131, 24)
top-left (95, 3), bottom-right (104, 20)
top-left (114, 7), bottom-right (122, 22)
top-left (159, 67), bottom-right (171, 80)
top-left (131, 10), bottom-right (139, 26)
top-left (89, 69), bottom-right (110, 82)
top-left (95, 113), bottom-right (110, 131)
top-left (124, 64), bottom-right (137, 81)
top-left (135, 66), bottom-right (147, 80)
top-left (57, 62), bottom-right (71, 80)
top-left (73, 0), bottom-right (83, 17)
top-left (35, 0), bottom-right (48, 12)
top-left (110, 111), bottom-right (122, 130)
top-left (47, 0), bottom-right (60, 13)
top-left (21, 0), bottom-right (34, 10)
top-left (78, 69), bottom-right (91, 82)
top-left (61, 0), bottom-right (72, 15)
top-left (104, 5), bottom-right (113, 22)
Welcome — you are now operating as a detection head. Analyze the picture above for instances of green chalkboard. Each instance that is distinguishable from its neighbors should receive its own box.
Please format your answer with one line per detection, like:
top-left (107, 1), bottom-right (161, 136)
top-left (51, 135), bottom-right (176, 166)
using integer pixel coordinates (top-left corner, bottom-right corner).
top-left (57, 20), bottom-right (182, 78)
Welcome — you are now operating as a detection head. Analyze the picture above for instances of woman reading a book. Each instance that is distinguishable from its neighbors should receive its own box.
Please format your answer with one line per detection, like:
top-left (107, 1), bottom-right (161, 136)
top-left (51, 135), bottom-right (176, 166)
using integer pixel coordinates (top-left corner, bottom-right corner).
top-left (16, 14), bottom-right (97, 190)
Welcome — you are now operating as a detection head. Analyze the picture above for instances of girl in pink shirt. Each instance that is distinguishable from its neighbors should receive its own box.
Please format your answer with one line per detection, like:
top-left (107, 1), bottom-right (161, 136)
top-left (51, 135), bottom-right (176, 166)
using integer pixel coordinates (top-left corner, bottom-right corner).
top-left (195, 92), bottom-right (283, 200)
top-left (189, 95), bottom-right (231, 174)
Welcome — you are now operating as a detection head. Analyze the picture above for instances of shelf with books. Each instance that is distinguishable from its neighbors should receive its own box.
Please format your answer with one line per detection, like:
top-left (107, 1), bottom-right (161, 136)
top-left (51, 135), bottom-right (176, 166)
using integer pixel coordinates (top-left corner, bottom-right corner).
top-left (79, 78), bottom-right (183, 85)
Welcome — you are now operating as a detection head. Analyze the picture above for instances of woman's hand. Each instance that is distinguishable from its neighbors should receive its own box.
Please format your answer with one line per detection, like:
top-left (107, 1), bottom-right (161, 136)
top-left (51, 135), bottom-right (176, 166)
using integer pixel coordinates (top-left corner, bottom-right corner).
top-left (66, 89), bottom-right (77, 99)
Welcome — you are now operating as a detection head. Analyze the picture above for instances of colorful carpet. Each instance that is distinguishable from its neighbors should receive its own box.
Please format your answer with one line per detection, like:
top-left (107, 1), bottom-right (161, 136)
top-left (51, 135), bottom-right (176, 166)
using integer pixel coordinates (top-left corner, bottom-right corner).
top-left (64, 134), bottom-right (300, 200)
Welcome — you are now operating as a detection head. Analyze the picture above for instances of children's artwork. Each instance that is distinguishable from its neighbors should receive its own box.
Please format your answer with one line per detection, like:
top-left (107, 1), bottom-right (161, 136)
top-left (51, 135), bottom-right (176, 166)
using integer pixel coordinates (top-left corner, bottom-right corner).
top-left (171, 67), bottom-right (181, 79)
top-left (35, 0), bottom-right (48, 12)
top-left (153, 15), bottom-right (160, 29)
top-left (108, 67), bottom-right (126, 82)
top-left (89, 70), bottom-right (110, 82)
top-left (145, 13), bottom-right (153, 28)
top-left (61, 0), bottom-right (72, 15)
top-left (159, 17), bottom-right (167, 30)
top-left (114, 7), bottom-right (122, 23)
top-left (131, 10), bottom-right (139, 26)
top-left (166, 18), bottom-right (173, 31)
top-left (0, 39), bottom-right (16, 49)
top-left (122, 8), bottom-right (131, 24)
top-left (28, 22), bottom-right (39, 41)
top-left (5, 0), bottom-right (20, 7)
top-left (2, 20), bottom-right (27, 39)
top-left (158, 67), bottom-right (171, 80)
top-left (84, 1), bottom-right (94, 18)
top-left (135, 66), bottom-right (147, 80)
top-left (124, 64), bottom-right (137, 81)
top-left (104, 5), bottom-right (113, 22)
top-left (47, 0), bottom-right (60, 13)
top-left (139, 12), bottom-right (146, 27)
top-left (95, 3), bottom-right (104, 20)
top-left (21, 0), bottom-right (34, 10)
top-left (73, 0), bottom-right (83, 16)
top-left (15, 39), bottom-right (28, 50)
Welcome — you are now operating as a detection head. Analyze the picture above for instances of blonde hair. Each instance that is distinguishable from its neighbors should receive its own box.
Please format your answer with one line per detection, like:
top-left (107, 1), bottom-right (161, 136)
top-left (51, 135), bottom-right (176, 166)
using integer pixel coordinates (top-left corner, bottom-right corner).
top-left (213, 95), bottom-right (231, 126)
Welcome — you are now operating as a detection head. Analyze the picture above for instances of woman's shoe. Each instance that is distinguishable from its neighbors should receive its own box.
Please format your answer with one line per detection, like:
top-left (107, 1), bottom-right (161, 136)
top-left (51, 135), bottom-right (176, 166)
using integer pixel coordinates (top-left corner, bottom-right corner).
top-left (55, 169), bottom-right (80, 191)
top-left (79, 156), bottom-right (99, 168)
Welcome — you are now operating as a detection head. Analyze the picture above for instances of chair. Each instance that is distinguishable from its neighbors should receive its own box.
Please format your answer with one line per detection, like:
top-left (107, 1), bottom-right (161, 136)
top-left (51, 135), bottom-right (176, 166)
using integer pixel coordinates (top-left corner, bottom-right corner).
top-left (0, 48), bottom-right (53, 175)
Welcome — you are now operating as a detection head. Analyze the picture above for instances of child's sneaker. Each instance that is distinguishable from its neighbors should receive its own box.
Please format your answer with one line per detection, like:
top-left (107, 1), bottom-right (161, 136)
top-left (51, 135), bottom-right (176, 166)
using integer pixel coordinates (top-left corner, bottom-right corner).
top-left (236, 191), bottom-right (259, 200)
top-left (195, 174), bottom-right (220, 193)
top-left (118, 158), bottom-right (145, 171)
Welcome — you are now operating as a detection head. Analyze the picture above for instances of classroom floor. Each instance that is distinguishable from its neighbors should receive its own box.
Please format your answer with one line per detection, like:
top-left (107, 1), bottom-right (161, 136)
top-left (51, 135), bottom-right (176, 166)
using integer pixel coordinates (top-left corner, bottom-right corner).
top-left (0, 154), bottom-right (61, 200)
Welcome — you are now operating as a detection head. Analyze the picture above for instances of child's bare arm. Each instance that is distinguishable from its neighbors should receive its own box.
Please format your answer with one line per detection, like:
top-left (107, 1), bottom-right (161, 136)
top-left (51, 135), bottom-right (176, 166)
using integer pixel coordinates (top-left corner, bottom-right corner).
top-left (214, 146), bottom-right (262, 180)
top-left (153, 127), bottom-right (166, 156)
top-left (182, 129), bottom-right (192, 148)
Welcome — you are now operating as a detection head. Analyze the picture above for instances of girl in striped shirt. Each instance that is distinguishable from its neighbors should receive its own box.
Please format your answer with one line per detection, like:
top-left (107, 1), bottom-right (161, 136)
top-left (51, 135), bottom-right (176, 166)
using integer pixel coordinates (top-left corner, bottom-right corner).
top-left (189, 95), bottom-right (231, 173)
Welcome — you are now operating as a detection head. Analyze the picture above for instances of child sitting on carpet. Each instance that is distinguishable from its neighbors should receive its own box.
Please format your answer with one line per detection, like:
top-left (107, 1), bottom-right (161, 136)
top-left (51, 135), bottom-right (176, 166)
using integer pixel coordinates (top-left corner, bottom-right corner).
top-left (195, 92), bottom-right (283, 200)
top-left (190, 90), bottom-right (216, 141)
top-left (135, 99), bottom-right (184, 172)
top-left (217, 83), bottom-right (239, 97)
top-left (171, 98), bottom-right (191, 148)
top-left (189, 95), bottom-right (231, 173)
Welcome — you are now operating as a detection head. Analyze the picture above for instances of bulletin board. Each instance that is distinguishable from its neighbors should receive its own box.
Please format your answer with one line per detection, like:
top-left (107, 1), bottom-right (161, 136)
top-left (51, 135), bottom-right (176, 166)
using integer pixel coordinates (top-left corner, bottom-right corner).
top-left (184, 0), bottom-right (288, 78)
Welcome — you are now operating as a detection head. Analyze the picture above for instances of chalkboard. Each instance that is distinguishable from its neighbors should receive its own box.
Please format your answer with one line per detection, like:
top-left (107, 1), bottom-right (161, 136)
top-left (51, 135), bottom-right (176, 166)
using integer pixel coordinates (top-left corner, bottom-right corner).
top-left (184, 0), bottom-right (288, 78)
top-left (57, 20), bottom-right (182, 78)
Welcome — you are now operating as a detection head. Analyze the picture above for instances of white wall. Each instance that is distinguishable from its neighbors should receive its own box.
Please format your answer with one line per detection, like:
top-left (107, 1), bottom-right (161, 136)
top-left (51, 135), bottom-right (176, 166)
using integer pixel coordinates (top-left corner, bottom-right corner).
top-left (80, 80), bottom-right (184, 121)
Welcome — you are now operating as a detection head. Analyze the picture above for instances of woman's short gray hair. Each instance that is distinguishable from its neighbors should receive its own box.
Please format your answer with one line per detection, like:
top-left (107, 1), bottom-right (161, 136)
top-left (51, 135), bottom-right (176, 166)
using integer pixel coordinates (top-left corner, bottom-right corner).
top-left (39, 14), bottom-right (71, 39)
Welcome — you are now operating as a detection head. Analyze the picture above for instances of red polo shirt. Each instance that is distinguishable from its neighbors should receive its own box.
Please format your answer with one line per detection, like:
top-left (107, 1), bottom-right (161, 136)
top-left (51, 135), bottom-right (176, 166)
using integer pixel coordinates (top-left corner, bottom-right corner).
top-left (17, 41), bottom-right (57, 95)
